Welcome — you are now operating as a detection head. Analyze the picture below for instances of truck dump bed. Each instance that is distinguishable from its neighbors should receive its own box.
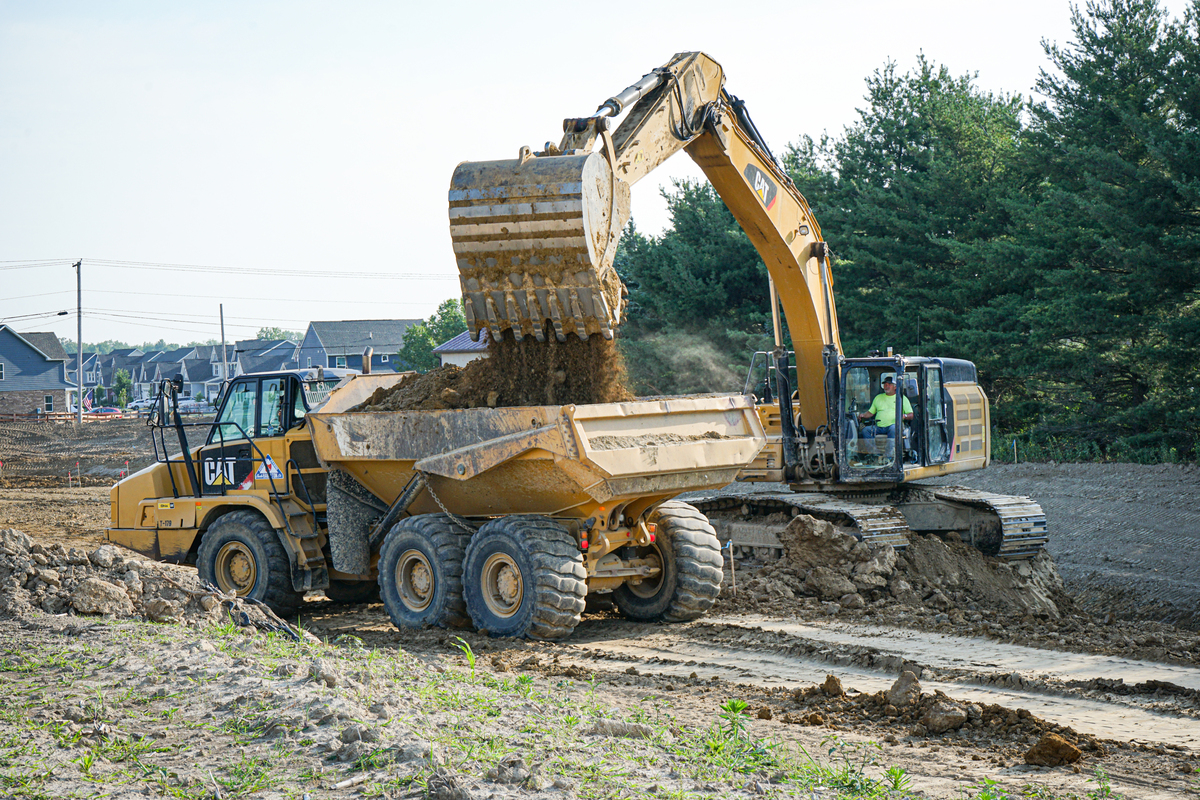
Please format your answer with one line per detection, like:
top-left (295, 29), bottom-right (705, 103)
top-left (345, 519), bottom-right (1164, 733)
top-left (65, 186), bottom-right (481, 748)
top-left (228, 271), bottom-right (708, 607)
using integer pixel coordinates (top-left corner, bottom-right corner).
top-left (308, 374), bottom-right (766, 518)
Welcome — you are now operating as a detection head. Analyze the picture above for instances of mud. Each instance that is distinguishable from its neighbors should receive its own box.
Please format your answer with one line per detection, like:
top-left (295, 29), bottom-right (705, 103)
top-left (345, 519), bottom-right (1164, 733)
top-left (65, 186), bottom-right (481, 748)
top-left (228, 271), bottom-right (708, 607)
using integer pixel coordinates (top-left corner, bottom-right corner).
top-left (353, 325), bottom-right (633, 412)
top-left (589, 431), bottom-right (729, 450)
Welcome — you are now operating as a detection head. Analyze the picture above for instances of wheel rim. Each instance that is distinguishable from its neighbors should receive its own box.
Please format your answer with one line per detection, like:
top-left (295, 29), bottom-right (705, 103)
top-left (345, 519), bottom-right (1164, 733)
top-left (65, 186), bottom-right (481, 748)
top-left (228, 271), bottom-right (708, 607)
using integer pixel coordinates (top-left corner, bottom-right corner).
top-left (626, 544), bottom-right (664, 599)
top-left (214, 541), bottom-right (257, 596)
top-left (481, 552), bottom-right (524, 618)
top-left (397, 549), bottom-right (434, 612)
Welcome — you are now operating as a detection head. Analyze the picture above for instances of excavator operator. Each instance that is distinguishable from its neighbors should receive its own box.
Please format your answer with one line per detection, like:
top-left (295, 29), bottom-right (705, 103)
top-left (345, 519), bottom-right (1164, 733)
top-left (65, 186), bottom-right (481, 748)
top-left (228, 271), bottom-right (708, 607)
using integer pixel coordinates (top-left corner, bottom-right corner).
top-left (858, 376), bottom-right (913, 457)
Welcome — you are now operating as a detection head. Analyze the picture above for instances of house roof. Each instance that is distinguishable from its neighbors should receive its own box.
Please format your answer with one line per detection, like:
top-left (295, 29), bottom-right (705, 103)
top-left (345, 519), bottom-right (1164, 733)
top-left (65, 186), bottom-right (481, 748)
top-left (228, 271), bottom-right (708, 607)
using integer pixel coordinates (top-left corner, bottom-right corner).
top-left (181, 358), bottom-right (210, 380)
top-left (108, 348), bottom-right (143, 358)
top-left (20, 332), bottom-right (69, 361)
top-left (308, 319), bottom-right (420, 354)
top-left (433, 328), bottom-right (491, 354)
top-left (159, 347), bottom-right (195, 362)
top-left (235, 339), bottom-right (296, 355)
top-left (240, 352), bottom-right (293, 374)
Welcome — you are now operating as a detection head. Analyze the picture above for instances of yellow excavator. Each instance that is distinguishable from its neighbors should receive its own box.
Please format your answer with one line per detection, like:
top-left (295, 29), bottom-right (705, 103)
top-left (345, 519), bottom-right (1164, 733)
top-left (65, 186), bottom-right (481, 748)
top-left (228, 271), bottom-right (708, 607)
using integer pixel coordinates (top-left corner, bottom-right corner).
top-left (449, 51), bottom-right (1047, 560)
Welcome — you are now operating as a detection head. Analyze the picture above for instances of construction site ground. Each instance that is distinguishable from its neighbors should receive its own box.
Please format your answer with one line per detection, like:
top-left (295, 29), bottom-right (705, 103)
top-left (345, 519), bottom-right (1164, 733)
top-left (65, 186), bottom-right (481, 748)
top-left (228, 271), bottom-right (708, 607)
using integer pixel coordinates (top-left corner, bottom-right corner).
top-left (0, 416), bottom-right (1198, 798)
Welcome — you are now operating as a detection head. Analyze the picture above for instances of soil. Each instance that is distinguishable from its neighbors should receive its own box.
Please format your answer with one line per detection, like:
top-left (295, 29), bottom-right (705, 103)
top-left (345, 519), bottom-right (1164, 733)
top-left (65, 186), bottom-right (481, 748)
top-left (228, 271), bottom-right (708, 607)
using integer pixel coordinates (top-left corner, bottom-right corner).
top-left (353, 326), bottom-right (633, 412)
top-left (2, 425), bottom-right (1198, 797)
top-left (589, 431), bottom-right (729, 450)
top-left (0, 416), bottom-right (210, 486)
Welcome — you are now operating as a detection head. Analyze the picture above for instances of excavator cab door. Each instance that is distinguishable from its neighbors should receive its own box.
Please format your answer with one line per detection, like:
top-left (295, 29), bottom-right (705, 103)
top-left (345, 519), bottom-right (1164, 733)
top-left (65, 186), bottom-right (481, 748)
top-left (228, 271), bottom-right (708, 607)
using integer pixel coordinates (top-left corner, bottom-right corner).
top-left (836, 360), bottom-right (904, 481)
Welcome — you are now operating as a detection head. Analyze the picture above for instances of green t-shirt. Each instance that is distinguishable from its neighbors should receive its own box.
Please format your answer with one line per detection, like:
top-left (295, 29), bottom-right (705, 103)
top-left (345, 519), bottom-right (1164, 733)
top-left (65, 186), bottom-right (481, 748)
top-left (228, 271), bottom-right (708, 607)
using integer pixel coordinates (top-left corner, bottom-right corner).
top-left (867, 392), bottom-right (912, 427)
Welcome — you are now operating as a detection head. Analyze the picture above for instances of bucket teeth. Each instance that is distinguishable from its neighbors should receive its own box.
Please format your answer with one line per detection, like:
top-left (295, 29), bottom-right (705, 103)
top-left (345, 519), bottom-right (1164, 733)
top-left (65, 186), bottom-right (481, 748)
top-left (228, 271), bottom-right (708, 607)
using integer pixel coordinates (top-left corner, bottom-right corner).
top-left (449, 152), bottom-right (629, 343)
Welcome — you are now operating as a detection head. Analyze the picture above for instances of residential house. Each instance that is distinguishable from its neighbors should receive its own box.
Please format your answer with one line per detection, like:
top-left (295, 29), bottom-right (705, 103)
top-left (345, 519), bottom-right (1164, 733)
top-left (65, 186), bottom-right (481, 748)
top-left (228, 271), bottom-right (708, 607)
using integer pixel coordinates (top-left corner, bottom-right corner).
top-left (432, 329), bottom-right (490, 367)
top-left (297, 320), bottom-right (419, 372)
top-left (65, 351), bottom-right (106, 405)
top-left (0, 325), bottom-right (72, 414)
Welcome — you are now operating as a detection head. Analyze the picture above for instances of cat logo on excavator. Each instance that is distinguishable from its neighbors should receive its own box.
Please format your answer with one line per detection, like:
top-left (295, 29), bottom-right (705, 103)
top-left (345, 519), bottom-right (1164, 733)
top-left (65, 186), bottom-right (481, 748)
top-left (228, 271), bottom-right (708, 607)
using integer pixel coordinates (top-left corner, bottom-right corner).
top-left (743, 164), bottom-right (777, 210)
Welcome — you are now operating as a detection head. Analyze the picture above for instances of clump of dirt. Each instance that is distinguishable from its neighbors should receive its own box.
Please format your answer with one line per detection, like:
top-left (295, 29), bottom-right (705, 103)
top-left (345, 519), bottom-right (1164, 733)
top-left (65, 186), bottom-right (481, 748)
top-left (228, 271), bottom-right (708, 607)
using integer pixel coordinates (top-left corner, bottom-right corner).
top-left (589, 431), bottom-right (728, 450)
top-left (353, 325), bottom-right (633, 412)
top-left (714, 514), bottom-right (1070, 619)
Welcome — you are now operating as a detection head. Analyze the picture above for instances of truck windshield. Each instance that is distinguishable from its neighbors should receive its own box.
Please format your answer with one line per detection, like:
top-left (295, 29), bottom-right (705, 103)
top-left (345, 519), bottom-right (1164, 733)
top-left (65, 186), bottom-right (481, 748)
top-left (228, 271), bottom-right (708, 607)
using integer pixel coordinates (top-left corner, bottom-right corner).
top-left (213, 381), bottom-right (257, 443)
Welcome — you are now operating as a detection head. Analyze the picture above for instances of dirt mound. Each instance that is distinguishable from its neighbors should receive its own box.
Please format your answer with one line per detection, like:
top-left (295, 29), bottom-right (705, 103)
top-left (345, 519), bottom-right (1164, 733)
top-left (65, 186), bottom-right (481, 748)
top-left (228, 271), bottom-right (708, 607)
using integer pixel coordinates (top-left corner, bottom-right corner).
top-left (354, 326), bottom-right (633, 411)
top-left (716, 514), bottom-right (1069, 619)
top-left (0, 527), bottom-right (275, 630)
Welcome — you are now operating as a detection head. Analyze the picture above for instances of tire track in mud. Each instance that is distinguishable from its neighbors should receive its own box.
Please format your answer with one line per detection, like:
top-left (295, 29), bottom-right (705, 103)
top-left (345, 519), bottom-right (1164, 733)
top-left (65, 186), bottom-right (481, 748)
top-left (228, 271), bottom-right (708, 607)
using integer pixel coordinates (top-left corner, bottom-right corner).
top-left (558, 618), bottom-right (1200, 749)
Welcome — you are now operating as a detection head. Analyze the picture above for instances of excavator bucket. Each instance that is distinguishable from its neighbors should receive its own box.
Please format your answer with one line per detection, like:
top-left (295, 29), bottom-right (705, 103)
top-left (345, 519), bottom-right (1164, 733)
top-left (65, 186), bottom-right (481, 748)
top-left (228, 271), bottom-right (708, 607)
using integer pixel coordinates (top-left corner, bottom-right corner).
top-left (448, 150), bottom-right (630, 342)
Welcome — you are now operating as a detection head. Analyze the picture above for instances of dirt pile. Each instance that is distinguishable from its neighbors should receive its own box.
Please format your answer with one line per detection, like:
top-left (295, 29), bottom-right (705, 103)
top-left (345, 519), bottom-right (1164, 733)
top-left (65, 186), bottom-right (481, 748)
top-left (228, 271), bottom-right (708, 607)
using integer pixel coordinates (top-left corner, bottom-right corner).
top-left (0, 527), bottom-right (243, 626)
top-left (354, 326), bottom-right (633, 412)
top-left (716, 514), bottom-right (1069, 618)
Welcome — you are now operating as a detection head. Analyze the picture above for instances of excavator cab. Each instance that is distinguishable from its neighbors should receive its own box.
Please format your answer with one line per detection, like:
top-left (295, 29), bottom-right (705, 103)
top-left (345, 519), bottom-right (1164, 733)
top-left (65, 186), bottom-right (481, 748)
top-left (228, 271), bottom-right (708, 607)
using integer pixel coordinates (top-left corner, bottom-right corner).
top-left (837, 357), bottom-right (960, 481)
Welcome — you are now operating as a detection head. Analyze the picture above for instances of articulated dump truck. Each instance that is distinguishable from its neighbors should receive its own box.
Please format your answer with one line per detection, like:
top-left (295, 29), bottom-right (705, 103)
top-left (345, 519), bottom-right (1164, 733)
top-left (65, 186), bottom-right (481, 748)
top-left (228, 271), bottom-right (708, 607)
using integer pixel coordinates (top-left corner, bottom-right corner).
top-left (108, 371), bottom-right (766, 639)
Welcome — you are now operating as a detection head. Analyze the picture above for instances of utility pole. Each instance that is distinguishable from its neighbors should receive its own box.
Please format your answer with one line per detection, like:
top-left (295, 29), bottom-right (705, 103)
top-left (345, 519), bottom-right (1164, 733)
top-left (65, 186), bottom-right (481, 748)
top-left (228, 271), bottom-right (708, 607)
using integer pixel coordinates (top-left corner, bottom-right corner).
top-left (74, 260), bottom-right (82, 424)
top-left (220, 304), bottom-right (228, 402)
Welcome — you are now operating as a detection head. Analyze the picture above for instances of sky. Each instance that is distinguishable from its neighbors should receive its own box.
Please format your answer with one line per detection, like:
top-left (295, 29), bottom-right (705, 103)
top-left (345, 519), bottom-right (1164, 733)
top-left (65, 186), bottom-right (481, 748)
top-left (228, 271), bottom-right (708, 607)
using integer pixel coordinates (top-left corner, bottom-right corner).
top-left (0, 0), bottom-right (1187, 347)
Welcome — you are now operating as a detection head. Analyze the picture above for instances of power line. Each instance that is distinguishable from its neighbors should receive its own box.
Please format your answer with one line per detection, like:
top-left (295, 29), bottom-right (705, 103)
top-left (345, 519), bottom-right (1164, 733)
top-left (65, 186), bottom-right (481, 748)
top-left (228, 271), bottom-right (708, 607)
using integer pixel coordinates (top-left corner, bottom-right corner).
top-left (1, 257), bottom-right (459, 280)
top-left (88, 258), bottom-right (458, 281)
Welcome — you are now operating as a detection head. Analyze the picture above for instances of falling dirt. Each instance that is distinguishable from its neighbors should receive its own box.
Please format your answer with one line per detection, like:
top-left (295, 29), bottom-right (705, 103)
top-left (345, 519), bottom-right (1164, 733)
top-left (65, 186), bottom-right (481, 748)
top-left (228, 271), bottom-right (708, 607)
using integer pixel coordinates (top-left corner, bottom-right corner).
top-left (352, 325), bottom-right (633, 412)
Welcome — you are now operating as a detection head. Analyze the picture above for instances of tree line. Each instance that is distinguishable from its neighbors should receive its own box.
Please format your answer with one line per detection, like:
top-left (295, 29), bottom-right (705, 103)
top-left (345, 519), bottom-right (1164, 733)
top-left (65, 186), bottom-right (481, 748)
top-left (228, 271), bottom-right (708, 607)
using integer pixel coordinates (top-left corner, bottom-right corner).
top-left (615, 0), bottom-right (1200, 463)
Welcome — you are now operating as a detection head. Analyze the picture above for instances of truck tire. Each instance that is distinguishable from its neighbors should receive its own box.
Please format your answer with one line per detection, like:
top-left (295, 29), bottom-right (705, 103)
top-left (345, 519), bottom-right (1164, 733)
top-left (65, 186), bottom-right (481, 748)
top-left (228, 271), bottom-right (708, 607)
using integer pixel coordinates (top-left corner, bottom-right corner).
top-left (324, 580), bottom-right (381, 605)
top-left (612, 501), bottom-right (723, 623)
top-left (197, 510), bottom-right (304, 614)
top-left (462, 516), bottom-right (586, 640)
top-left (378, 514), bottom-right (470, 629)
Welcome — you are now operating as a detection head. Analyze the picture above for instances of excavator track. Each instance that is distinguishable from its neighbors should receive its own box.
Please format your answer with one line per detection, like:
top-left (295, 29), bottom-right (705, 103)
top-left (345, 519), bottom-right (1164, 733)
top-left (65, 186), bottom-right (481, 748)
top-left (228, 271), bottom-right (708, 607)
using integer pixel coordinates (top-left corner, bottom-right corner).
top-left (690, 484), bottom-right (1048, 564)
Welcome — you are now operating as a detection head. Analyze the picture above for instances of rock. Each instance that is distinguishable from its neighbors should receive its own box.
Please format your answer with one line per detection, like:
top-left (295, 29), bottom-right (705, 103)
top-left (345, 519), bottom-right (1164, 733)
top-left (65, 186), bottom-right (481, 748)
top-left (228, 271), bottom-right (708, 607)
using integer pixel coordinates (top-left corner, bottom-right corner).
top-left (887, 671), bottom-right (921, 707)
top-left (911, 723), bottom-right (927, 736)
top-left (757, 707), bottom-right (773, 720)
top-left (71, 578), bottom-right (135, 616)
top-left (1025, 732), bottom-right (1082, 766)
top-left (36, 569), bottom-right (61, 587)
top-left (122, 571), bottom-right (143, 597)
top-left (427, 768), bottom-right (472, 800)
top-left (89, 545), bottom-right (120, 569)
top-left (487, 755), bottom-right (530, 784)
top-left (821, 601), bottom-right (841, 615)
top-left (925, 590), bottom-right (951, 610)
top-left (396, 741), bottom-right (438, 764)
top-left (144, 598), bottom-right (179, 623)
top-left (779, 516), bottom-right (859, 570)
top-left (883, 704), bottom-right (899, 717)
top-left (337, 740), bottom-right (373, 763)
top-left (585, 719), bottom-right (654, 739)
top-left (822, 674), bottom-right (844, 697)
top-left (921, 700), bottom-right (968, 733)
top-left (309, 658), bottom-right (343, 688)
top-left (839, 592), bottom-right (865, 609)
top-left (855, 545), bottom-right (897, 576)
top-left (852, 573), bottom-right (888, 593)
top-left (889, 577), bottom-right (920, 604)
top-left (340, 724), bottom-right (380, 743)
top-left (552, 778), bottom-right (575, 791)
top-left (804, 567), bottom-right (857, 600)
top-left (66, 547), bottom-right (90, 566)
